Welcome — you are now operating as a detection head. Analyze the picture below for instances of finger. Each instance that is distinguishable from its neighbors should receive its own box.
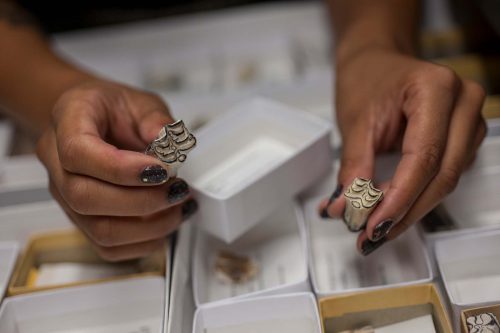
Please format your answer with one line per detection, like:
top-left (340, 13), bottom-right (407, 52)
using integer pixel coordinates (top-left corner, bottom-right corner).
top-left (322, 120), bottom-right (376, 218)
top-left (94, 238), bottom-right (166, 262)
top-left (364, 71), bottom-right (459, 240)
top-left (54, 99), bottom-right (173, 186)
top-left (41, 131), bottom-right (191, 216)
top-left (71, 200), bottom-right (195, 247)
top-left (384, 80), bottom-right (486, 241)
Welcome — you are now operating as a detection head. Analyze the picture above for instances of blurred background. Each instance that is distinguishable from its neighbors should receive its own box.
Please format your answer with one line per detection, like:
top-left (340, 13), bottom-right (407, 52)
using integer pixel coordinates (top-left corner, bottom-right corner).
top-left (3, 0), bottom-right (500, 155)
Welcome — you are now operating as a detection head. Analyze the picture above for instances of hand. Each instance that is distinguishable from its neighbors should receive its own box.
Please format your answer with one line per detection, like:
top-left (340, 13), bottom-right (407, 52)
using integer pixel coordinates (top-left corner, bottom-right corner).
top-left (319, 47), bottom-right (486, 255)
top-left (37, 79), bottom-right (198, 261)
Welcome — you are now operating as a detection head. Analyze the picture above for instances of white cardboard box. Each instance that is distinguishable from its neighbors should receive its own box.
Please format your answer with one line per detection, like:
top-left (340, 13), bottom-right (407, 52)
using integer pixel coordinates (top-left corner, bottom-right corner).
top-left (193, 292), bottom-right (321, 333)
top-left (192, 201), bottom-right (310, 306)
top-left (0, 155), bottom-right (50, 208)
top-left (0, 242), bottom-right (18, 302)
top-left (303, 192), bottom-right (432, 298)
top-left (165, 222), bottom-right (196, 333)
top-left (421, 136), bottom-right (500, 246)
top-left (181, 98), bottom-right (331, 242)
top-left (435, 230), bottom-right (500, 325)
top-left (0, 277), bottom-right (164, 333)
top-left (0, 201), bottom-right (72, 246)
top-left (0, 121), bottom-right (13, 171)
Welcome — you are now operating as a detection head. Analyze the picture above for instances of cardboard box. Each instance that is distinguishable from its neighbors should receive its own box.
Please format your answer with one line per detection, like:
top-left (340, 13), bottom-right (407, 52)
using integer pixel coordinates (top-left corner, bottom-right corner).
top-left (435, 230), bottom-right (500, 325)
top-left (0, 121), bottom-right (13, 170)
top-left (420, 136), bottom-right (500, 246)
top-left (8, 230), bottom-right (165, 296)
top-left (0, 242), bottom-right (18, 302)
top-left (0, 277), bottom-right (165, 333)
top-left (165, 222), bottom-right (196, 333)
top-left (0, 201), bottom-right (72, 246)
top-left (180, 97), bottom-right (332, 242)
top-left (302, 189), bottom-right (432, 298)
top-left (460, 304), bottom-right (500, 333)
top-left (319, 284), bottom-right (453, 333)
top-left (193, 292), bottom-right (321, 333)
top-left (0, 155), bottom-right (51, 208)
top-left (192, 200), bottom-right (310, 306)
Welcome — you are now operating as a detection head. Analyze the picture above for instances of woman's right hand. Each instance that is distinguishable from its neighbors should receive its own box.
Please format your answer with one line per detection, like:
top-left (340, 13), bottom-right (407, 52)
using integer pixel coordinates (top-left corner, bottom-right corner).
top-left (37, 79), bottom-right (198, 261)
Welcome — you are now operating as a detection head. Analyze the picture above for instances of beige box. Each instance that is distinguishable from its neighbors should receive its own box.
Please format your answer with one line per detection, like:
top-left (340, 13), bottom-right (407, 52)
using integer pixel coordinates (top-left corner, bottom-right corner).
top-left (8, 230), bottom-right (165, 296)
top-left (461, 304), bottom-right (500, 333)
top-left (319, 284), bottom-right (453, 333)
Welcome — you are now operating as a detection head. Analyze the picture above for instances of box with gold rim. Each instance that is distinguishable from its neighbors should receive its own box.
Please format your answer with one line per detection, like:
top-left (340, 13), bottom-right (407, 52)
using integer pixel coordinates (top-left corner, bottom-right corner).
top-left (8, 230), bottom-right (166, 296)
top-left (318, 284), bottom-right (453, 333)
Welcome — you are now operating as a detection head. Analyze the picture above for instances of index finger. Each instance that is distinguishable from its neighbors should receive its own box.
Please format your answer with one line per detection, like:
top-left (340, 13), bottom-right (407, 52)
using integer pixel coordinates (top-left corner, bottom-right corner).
top-left (55, 98), bottom-right (173, 186)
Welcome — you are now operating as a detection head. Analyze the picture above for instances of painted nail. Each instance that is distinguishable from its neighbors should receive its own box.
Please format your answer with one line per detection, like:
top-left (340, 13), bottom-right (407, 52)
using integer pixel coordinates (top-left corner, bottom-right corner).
top-left (320, 184), bottom-right (343, 219)
top-left (372, 219), bottom-right (394, 242)
top-left (140, 165), bottom-right (168, 184)
top-left (167, 180), bottom-right (189, 203)
top-left (182, 199), bottom-right (199, 220)
top-left (361, 237), bottom-right (387, 256)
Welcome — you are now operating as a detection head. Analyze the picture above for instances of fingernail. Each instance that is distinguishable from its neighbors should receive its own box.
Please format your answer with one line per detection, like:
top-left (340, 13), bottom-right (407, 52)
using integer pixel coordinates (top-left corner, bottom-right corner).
top-left (372, 219), bottom-right (394, 242)
top-left (182, 199), bottom-right (199, 220)
top-left (320, 184), bottom-right (343, 219)
top-left (361, 237), bottom-right (387, 256)
top-left (140, 165), bottom-right (168, 184)
top-left (167, 180), bottom-right (189, 203)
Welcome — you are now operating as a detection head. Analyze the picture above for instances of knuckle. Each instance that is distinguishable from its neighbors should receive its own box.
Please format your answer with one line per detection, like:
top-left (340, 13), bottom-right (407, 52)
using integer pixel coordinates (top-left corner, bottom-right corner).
top-left (87, 218), bottom-right (115, 247)
top-left (63, 178), bottom-right (91, 214)
top-left (436, 166), bottom-right (461, 195)
top-left (58, 136), bottom-right (80, 171)
top-left (412, 65), bottom-right (459, 92)
top-left (464, 80), bottom-right (486, 102)
top-left (418, 144), bottom-right (443, 175)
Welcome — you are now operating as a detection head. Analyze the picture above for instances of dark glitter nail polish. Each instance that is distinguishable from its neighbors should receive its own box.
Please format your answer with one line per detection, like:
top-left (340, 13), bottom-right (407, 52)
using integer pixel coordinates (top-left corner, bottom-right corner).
top-left (182, 199), bottom-right (199, 220)
top-left (372, 219), bottom-right (394, 242)
top-left (140, 165), bottom-right (168, 184)
top-left (361, 237), bottom-right (387, 256)
top-left (320, 184), bottom-right (343, 219)
top-left (167, 180), bottom-right (189, 203)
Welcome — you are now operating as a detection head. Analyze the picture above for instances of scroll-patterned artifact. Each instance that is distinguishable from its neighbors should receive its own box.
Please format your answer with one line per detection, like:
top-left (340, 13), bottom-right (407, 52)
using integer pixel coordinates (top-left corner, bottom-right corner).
top-left (146, 120), bottom-right (196, 177)
top-left (343, 177), bottom-right (383, 231)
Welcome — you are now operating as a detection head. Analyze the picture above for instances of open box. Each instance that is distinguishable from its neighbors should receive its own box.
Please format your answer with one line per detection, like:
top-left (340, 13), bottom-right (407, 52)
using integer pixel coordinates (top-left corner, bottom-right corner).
top-left (0, 201), bottom-right (72, 246)
top-left (421, 136), bottom-right (500, 244)
top-left (0, 242), bottom-right (18, 302)
top-left (8, 230), bottom-right (165, 296)
top-left (460, 303), bottom-right (500, 333)
top-left (302, 191), bottom-right (432, 298)
top-left (0, 277), bottom-right (164, 333)
top-left (435, 230), bottom-right (500, 324)
top-left (192, 200), bottom-right (309, 306)
top-left (0, 155), bottom-right (51, 208)
top-left (319, 284), bottom-right (453, 333)
top-left (164, 222), bottom-right (197, 333)
top-left (180, 97), bottom-right (332, 242)
top-left (193, 292), bottom-right (321, 333)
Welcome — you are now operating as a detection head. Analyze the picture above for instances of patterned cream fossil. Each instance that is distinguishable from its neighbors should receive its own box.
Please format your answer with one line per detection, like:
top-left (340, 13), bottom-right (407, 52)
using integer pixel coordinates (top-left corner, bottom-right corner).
top-left (467, 313), bottom-right (500, 333)
top-left (343, 177), bottom-right (384, 232)
top-left (145, 120), bottom-right (196, 178)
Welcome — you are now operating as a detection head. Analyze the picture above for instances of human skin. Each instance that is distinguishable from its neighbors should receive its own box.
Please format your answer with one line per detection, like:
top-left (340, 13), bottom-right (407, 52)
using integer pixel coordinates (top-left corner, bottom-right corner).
top-left (320, 0), bottom-right (487, 255)
top-left (0, 1), bottom-right (196, 261)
